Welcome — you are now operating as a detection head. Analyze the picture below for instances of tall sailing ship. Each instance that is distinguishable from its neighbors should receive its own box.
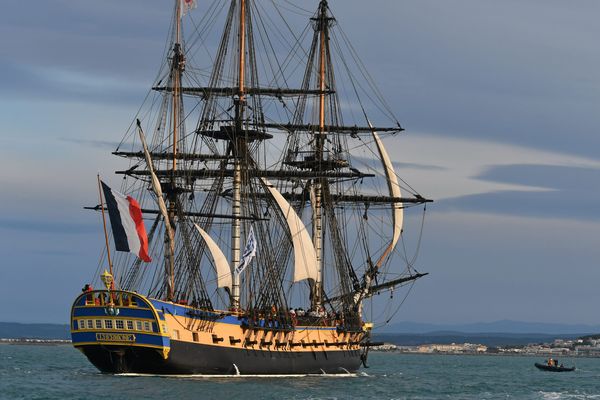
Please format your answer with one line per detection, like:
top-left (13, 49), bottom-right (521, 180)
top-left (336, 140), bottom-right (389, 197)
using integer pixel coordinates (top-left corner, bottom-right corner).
top-left (70, 0), bottom-right (431, 375)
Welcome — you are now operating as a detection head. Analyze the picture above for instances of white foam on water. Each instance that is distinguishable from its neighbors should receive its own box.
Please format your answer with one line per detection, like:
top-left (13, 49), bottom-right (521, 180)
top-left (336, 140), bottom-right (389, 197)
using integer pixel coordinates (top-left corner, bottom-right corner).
top-left (539, 392), bottom-right (563, 400)
top-left (115, 372), bottom-right (358, 379)
top-left (539, 392), bottom-right (600, 400)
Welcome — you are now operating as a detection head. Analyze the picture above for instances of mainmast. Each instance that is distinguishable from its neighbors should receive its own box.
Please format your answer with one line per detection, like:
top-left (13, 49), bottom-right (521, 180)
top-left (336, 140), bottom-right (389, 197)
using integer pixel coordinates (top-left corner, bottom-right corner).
top-left (310, 0), bottom-right (332, 310)
top-left (230, 0), bottom-right (247, 310)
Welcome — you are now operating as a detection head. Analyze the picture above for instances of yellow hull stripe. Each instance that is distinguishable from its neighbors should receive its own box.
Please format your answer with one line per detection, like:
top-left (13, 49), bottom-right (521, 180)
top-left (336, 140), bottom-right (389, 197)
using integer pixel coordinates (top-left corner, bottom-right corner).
top-left (73, 342), bottom-right (168, 350)
top-left (70, 330), bottom-right (169, 339)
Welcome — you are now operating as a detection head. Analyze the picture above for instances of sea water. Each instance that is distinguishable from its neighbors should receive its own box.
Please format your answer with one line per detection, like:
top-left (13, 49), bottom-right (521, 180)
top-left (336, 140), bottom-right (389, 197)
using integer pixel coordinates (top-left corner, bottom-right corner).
top-left (1, 344), bottom-right (599, 399)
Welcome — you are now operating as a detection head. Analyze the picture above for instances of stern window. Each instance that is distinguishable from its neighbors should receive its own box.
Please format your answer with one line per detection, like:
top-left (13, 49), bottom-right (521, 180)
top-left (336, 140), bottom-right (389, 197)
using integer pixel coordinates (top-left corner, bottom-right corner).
top-left (136, 321), bottom-right (142, 331)
top-left (87, 320), bottom-right (94, 329)
top-left (105, 320), bottom-right (113, 329)
top-left (143, 321), bottom-right (150, 331)
top-left (116, 320), bottom-right (124, 330)
top-left (78, 320), bottom-right (85, 330)
top-left (127, 320), bottom-right (134, 330)
top-left (95, 320), bottom-right (102, 329)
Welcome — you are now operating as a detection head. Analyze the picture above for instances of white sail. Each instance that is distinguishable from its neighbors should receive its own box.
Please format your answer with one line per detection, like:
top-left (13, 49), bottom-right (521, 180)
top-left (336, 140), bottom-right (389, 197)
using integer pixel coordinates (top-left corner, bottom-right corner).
top-left (193, 224), bottom-right (232, 291)
top-left (372, 128), bottom-right (404, 267)
top-left (262, 179), bottom-right (318, 283)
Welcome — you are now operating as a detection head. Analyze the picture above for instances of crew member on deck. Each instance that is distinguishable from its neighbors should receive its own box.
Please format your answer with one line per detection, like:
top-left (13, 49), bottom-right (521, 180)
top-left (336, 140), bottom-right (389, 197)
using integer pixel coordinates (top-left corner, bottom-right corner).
top-left (82, 284), bottom-right (93, 303)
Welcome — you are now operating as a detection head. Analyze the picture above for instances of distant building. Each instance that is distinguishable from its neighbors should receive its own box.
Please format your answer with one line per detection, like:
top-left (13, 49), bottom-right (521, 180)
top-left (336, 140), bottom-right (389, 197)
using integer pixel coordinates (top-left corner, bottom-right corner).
top-left (416, 343), bottom-right (487, 354)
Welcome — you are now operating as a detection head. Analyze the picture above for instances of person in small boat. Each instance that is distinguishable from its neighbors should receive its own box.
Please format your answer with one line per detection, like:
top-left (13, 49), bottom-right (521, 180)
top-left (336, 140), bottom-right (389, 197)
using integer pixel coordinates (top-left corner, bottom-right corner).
top-left (554, 359), bottom-right (559, 367)
top-left (547, 358), bottom-right (553, 366)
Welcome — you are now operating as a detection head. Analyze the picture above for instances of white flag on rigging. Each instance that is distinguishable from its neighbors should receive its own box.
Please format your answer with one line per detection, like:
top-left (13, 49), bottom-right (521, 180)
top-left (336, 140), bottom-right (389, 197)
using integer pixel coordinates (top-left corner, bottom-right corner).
top-left (235, 225), bottom-right (257, 275)
top-left (182, 0), bottom-right (197, 15)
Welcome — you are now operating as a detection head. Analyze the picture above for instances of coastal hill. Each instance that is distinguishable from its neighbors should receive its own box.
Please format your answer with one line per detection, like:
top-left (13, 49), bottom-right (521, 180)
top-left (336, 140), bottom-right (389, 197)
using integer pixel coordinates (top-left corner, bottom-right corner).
top-left (0, 322), bottom-right (70, 340)
top-left (372, 320), bottom-right (600, 347)
top-left (378, 320), bottom-right (600, 335)
top-left (373, 332), bottom-right (579, 347)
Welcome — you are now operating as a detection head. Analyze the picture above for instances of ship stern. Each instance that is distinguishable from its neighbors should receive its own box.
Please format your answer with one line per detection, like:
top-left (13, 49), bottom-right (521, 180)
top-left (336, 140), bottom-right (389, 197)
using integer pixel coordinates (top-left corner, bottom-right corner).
top-left (70, 290), bottom-right (171, 373)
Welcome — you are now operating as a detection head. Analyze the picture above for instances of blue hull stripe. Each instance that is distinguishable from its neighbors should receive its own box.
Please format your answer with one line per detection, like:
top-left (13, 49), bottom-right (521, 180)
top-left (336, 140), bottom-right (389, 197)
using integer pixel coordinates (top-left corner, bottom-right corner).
top-left (72, 331), bottom-right (168, 347)
top-left (73, 307), bottom-right (155, 319)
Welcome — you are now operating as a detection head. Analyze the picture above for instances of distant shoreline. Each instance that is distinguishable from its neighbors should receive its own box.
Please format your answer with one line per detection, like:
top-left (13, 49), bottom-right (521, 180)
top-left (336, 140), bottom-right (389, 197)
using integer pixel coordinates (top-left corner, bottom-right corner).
top-left (0, 338), bottom-right (71, 346)
top-left (371, 349), bottom-right (600, 359)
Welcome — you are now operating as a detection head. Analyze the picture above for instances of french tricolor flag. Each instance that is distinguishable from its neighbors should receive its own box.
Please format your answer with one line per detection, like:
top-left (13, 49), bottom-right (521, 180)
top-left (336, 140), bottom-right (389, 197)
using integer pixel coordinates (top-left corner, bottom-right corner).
top-left (101, 181), bottom-right (152, 262)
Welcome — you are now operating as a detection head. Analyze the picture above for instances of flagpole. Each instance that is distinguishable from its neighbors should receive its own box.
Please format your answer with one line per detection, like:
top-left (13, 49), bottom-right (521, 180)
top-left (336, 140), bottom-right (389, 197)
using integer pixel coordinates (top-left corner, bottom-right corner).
top-left (97, 174), bottom-right (114, 277)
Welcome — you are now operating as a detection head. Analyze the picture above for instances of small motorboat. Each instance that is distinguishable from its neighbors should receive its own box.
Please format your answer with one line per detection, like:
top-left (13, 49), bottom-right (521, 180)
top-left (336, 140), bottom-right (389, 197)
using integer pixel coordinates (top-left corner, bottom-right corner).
top-left (535, 362), bottom-right (575, 372)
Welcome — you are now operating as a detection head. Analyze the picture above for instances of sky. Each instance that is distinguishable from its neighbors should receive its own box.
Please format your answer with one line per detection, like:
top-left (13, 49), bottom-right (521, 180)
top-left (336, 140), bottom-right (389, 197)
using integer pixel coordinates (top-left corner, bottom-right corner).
top-left (1, 0), bottom-right (600, 326)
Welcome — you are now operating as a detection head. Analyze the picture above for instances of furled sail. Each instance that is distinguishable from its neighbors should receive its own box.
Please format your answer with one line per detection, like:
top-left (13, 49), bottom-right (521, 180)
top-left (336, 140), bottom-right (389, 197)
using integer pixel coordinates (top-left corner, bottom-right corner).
top-left (136, 121), bottom-right (175, 247)
top-left (193, 224), bottom-right (232, 291)
top-left (136, 120), bottom-right (176, 297)
top-left (372, 128), bottom-right (404, 267)
top-left (262, 179), bottom-right (318, 282)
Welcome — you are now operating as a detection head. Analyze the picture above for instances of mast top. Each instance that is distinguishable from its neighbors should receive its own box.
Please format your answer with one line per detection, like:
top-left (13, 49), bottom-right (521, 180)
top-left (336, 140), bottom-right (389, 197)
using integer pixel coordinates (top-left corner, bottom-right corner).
top-left (311, 0), bottom-right (335, 25)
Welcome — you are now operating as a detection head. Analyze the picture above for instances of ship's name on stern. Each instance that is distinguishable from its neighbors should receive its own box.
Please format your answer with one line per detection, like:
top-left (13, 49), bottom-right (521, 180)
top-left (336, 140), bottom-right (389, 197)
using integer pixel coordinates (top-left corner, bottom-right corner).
top-left (96, 333), bottom-right (136, 342)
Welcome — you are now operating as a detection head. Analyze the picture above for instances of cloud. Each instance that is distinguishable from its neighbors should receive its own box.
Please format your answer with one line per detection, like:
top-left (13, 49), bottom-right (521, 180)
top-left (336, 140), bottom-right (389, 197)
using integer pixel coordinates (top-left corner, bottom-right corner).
top-left (0, 218), bottom-right (97, 235)
top-left (399, 209), bottom-right (600, 325)
top-left (0, 1), bottom-right (168, 105)
top-left (58, 137), bottom-right (121, 150)
top-left (394, 161), bottom-right (446, 172)
top-left (334, 0), bottom-right (600, 160)
top-left (2, 0), bottom-right (600, 326)
top-left (438, 164), bottom-right (600, 221)
top-left (477, 163), bottom-right (600, 191)
top-left (0, 62), bottom-right (146, 105)
top-left (29, 249), bottom-right (85, 257)
top-left (382, 132), bottom-right (600, 204)
top-left (438, 190), bottom-right (591, 221)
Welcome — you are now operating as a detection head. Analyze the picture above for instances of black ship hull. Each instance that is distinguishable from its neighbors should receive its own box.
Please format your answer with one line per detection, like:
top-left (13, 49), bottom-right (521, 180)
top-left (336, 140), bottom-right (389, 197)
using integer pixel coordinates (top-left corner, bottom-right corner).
top-left (534, 363), bottom-right (575, 372)
top-left (79, 340), bottom-right (362, 375)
